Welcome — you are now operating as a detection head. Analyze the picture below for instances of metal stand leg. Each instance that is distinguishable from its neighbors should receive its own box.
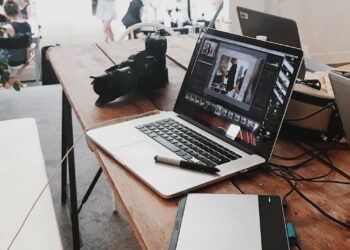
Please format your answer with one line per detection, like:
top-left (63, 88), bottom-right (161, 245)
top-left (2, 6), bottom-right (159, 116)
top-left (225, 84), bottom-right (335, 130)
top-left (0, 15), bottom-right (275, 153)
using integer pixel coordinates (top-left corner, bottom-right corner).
top-left (61, 92), bottom-right (67, 204)
top-left (62, 91), bottom-right (81, 249)
top-left (112, 190), bottom-right (118, 213)
top-left (78, 167), bottom-right (103, 213)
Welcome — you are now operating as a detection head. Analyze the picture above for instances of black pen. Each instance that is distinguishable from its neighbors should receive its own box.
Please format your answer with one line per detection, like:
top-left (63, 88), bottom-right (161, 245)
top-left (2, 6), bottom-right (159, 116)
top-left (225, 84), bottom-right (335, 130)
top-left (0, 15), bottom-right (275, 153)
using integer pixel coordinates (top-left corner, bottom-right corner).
top-left (154, 155), bottom-right (220, 174)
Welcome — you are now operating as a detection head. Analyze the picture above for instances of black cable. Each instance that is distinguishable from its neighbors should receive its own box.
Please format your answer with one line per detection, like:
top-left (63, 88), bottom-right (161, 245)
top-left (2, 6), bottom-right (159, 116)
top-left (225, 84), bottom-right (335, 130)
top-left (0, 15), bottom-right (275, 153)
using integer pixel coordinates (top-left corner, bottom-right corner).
top-left (270, 140), bottom-right (342, 171)
top-left (270, 163), bottom-right (350, 229)
top-left (272, 141), bottom-right (349, 161)
top-left (272, 146), bottom-right (331, 161)
top-left (269, 143), bottom-right (350, 184)
top-left (282, 180), bottom-right (296, 208)
top-left (295, 242), bottom-right (303, 250)
top-left (268, 150), bottom-right (324, 169)
top-left (231, 179), bottom-right (245, 194)
top-left (311, 146), bottom-right (350, 152)
top-left (271, 165), bottom-right (350, 185)
top-left (265, 144), bottom-right (350, 231)
top-left (284, 103), bottom-right (333, 122)
top-left (276, 151), bottom-right (334, 181)
top-left (273, 150), bottom-right (315, 160)
top-left (269, 148), bottom-right (350, 184)
top-left (286, 178), bottom-right (350, 229)
top-left (296, 142), bottom-right (350, 181)
top-left (274, 166), bottom-right (333, 182)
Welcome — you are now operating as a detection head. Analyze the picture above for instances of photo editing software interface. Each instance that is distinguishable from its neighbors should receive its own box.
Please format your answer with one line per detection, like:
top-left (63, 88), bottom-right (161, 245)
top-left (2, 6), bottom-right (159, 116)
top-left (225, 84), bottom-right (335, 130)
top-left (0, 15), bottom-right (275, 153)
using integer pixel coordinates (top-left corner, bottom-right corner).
top-left (175, 33), bottom-right (300, 159)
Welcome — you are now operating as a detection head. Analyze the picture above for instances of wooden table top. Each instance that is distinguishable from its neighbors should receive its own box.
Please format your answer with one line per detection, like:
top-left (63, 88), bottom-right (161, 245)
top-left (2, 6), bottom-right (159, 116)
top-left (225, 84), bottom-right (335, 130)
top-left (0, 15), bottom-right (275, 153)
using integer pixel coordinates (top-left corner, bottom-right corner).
top-left (48, 35), bottom-right (350, 250)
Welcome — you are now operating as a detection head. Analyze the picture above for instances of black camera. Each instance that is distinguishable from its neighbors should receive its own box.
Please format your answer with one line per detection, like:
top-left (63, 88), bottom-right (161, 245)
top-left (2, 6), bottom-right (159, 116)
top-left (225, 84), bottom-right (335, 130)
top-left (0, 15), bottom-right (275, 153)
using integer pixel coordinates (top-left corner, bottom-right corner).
top-left (91, 30), bottom-right (168, 106)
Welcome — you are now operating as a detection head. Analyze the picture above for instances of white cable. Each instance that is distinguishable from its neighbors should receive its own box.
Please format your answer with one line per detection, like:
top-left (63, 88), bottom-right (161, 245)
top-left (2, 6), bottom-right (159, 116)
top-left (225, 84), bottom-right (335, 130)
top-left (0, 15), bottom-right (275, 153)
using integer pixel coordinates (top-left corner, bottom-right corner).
top-left (7, 110), bottom-right (160, 249)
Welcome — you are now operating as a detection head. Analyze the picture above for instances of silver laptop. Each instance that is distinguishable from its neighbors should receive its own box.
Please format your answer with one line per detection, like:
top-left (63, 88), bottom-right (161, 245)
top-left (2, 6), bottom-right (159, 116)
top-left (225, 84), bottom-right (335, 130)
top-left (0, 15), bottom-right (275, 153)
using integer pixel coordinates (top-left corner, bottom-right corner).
top-left (87, 28), bottom-right (303, 198)
top-left (329, 71), bottom-right (350, 144)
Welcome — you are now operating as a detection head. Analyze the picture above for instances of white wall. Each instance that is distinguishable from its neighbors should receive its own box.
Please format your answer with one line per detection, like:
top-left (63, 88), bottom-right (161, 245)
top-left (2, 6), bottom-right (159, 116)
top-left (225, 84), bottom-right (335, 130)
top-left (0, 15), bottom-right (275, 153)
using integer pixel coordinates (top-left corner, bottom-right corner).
top-left (225, 0), bottom-right (350, 64)
top-left (33, 0), bottom-right (131, 46)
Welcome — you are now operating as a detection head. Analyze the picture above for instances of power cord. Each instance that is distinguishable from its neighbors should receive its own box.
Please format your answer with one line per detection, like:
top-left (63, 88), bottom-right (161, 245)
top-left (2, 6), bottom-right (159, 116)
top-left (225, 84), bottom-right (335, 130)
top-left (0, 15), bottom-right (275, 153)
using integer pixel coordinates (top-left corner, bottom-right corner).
top-left (7, 129), bottom-right (87, 249)
top-left (295, 242), bottom-right (303, 250)
top-left (268, 142), bottom-right (350, 229)
top-left (284, 103), bottom-right (334, 122)
top-left (269, 149), bottom-right (326, 170)
top-left (7, 110), bottom-right (160, 249)
top-left (230, 140), bottom-right (350, 243)
top-left (286, 177), bottom-right (350, 228)
top-left (231, 179), bottom-right (245, 194)
top-left (295, 141), bottom-right (350, 181)
top-left (268, 165), bottom-right (350, 228)
top-left (272, 143), bottom-right (349, 161)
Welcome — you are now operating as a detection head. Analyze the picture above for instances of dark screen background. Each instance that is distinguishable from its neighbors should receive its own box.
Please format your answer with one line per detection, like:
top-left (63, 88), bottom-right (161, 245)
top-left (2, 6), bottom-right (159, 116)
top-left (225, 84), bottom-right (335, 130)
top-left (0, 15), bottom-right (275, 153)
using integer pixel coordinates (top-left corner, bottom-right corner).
top-left (174, 30), bottom-right (303, 160)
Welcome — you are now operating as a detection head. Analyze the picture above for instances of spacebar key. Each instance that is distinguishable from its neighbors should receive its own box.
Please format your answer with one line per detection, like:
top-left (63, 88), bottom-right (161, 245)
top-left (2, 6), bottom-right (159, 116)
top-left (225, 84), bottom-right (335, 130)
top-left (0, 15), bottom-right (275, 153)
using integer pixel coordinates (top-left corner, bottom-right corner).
top-left (153, 136), bottom-right (181, 152)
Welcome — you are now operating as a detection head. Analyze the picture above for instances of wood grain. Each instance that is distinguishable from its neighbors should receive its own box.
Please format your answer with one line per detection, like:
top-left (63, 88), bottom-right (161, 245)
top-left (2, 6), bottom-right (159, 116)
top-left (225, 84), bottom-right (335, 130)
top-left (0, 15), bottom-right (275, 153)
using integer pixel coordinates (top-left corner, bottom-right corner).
top-left (49, 40), bottom-right (238, 249)
top-left (166, 35), bottom-right (197, 69)
top-left (47, 44), bottom-right (156, 130)
top-left (93, 145), bottom-right (239, 250)
top-left (49, 37), bottom-right (350, 250)
top-left (336, 63), bottom-right (350, 72)
top-left (233, 139), bottom-right (350, 250)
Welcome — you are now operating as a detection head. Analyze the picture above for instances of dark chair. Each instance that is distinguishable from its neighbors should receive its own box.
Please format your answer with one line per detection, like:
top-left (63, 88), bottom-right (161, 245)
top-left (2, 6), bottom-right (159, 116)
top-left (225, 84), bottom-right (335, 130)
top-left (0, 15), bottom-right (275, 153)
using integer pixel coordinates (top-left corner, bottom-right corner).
top-left (0, 14), bottom-right (7, 23)
top-left (0, 33), bottom-right (35, 87)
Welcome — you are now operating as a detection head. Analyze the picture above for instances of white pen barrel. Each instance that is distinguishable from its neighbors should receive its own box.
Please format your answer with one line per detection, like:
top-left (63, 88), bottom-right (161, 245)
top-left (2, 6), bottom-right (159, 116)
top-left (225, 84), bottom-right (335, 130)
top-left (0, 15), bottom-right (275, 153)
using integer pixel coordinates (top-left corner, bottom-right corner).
top-left (154, 155), bottom-right (181, 166)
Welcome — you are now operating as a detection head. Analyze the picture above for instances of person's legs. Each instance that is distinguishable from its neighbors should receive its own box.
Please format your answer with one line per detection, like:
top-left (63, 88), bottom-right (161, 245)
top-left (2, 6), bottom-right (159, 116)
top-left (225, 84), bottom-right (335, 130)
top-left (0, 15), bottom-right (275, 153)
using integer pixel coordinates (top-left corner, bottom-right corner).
top-left (102, 21), bottom-right (109, 42)
top-left (103, 20), bottom-right (114, 42)
top-left (108, 23), bottom-right (114, 42)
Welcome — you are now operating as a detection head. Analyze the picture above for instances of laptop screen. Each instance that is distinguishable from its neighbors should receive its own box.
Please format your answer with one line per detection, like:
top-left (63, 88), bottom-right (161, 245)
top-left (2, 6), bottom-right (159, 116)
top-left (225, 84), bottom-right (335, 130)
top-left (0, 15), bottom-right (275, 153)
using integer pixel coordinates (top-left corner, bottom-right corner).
top-left (174, 28), bottom-right (303, 160)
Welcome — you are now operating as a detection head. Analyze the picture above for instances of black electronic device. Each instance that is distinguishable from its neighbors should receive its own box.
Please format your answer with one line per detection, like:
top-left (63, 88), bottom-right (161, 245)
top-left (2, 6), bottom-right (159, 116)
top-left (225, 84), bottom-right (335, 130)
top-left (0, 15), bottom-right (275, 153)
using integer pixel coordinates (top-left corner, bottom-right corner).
top-left (91, 30), bottom-right (169, 106)
top-left (237, 6), bottom-right (306, 80)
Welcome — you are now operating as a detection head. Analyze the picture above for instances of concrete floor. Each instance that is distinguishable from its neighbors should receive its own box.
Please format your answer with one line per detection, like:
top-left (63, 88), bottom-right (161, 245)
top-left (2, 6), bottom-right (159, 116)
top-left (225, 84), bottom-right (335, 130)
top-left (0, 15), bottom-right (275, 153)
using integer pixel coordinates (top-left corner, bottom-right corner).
top-left (6, 1), bottom-right (165, 248)
top-left (6, 2), bottom-right (145, 247)
top-left (0, 86), bottom-right (140, 249)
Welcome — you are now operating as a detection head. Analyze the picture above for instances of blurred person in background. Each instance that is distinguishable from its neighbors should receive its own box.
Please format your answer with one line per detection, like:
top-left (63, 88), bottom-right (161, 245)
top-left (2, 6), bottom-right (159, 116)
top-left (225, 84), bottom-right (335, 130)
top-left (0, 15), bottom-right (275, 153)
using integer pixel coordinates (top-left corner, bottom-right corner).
top-left (3, 0), bottom-right (31, 36)
top-left (122, 0), bottom-right (144, 39)
top-left (96, 0), bottom-right (116, 42)
top-left (15, 0), bottom-right (31, 19)
top-left (0, 0), bottom-right (7, 21)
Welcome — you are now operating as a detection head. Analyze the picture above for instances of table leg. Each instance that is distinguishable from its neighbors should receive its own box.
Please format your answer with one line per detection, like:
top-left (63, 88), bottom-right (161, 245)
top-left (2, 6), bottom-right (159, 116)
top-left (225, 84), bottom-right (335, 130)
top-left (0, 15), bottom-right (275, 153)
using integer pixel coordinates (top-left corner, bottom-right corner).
top-left (62, 91), bottom-right (81, 249)
top-left (61, 91), bottom-right (67, 204)
top-left (33, 36), bottom-right (42, 85)
top-left (78, 167), bottom-right (103, 213)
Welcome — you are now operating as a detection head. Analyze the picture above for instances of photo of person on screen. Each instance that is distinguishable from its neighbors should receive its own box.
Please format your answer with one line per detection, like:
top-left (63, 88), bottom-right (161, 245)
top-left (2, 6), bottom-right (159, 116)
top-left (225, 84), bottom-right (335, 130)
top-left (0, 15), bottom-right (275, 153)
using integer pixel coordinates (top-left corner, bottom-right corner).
top-left (226, 58), bottom-right (238, 92)
top-left (212, 55), bottom-right (229, 91)
top-left (202, 40), bottom-right (218, 57)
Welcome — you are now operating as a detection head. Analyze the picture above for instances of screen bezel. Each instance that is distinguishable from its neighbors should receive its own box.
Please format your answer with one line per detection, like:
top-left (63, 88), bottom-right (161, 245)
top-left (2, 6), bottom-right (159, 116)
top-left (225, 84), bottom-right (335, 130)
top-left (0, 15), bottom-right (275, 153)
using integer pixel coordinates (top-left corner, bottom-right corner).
top-left (173, 28), bottom-right (304, 160)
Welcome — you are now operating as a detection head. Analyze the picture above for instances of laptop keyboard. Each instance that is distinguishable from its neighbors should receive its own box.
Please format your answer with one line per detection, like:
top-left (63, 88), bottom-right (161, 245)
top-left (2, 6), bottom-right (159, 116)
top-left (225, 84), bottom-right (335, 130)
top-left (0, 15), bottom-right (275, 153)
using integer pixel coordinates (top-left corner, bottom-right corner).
top-left (136, 118), bottom-right (241, 167)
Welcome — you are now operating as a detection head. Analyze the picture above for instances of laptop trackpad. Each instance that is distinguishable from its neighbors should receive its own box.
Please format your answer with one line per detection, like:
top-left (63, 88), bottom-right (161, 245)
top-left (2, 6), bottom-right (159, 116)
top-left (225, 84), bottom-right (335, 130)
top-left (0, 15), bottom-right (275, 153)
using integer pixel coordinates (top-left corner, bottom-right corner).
top-left (114, 141), bottom-right (216, 197)
top-left (115, 140), bottom-right (176, 165)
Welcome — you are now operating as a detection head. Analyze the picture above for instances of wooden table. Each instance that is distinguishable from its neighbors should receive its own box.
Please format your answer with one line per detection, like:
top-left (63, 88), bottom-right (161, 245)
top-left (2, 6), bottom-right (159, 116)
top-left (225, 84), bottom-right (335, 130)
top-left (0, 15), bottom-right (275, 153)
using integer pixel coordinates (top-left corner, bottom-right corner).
top-left (48, 35), bottom-right (350, 250)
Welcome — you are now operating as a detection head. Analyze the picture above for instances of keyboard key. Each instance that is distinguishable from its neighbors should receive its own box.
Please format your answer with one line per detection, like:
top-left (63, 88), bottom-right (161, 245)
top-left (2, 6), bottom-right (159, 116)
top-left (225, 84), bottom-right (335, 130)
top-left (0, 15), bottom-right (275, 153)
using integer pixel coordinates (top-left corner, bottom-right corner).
top-left (153, 136), bottom-right (180, 152)
top-left (182, 154), bottom-right (192, 160)
top-left (148, 132), bottom-right (157, 138)
top-left (137, 119), bottom-right (242, 165)
top-left (176, 150), bottom-right (187, 156)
